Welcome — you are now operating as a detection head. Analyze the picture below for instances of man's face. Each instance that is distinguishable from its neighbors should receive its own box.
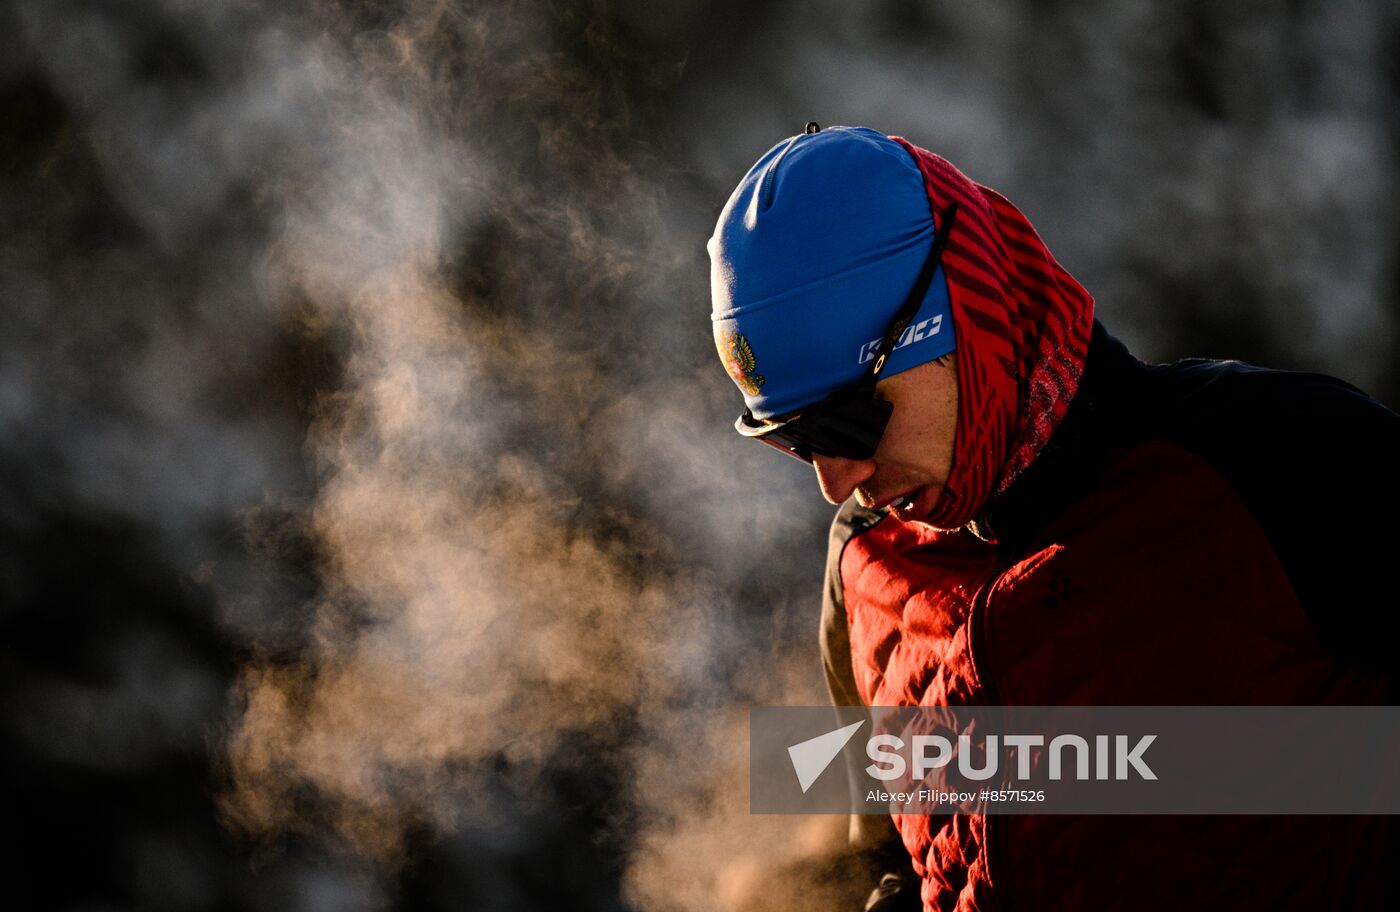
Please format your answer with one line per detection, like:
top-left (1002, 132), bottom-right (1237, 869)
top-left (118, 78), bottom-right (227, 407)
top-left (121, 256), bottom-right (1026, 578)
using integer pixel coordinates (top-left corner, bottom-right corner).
top-left (810, 354), bottom-right (958, 522)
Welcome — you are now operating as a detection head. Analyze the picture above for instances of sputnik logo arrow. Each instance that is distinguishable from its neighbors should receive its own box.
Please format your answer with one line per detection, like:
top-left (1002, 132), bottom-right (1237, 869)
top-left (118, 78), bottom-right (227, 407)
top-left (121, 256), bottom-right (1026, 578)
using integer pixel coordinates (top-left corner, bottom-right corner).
top-left (787, 720), bottom-right (865, 793)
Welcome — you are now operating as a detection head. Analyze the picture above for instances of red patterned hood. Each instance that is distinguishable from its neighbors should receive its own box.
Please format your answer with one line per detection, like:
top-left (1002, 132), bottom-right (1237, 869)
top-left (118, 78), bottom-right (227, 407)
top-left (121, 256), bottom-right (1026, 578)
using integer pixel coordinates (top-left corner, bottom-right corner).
top-left (890, 137), bottom-right (1095, 530)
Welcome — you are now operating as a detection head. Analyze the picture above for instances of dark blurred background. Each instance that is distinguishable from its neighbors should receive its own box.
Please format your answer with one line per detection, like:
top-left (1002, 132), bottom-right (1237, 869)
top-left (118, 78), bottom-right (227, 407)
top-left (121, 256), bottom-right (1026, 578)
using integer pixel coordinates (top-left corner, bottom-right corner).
top-left (3, 1), bottom-right (1398, 910)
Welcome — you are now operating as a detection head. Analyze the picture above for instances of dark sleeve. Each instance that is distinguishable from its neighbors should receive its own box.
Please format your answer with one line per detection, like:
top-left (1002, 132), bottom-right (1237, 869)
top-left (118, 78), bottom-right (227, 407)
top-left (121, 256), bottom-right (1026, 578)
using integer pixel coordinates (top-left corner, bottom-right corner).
top-left (821, 499), bottom-right (917, 888)
top-left (1153, 361), bottom-right (1400, 672)
top-left (822, 498), bottom-right (872, 713)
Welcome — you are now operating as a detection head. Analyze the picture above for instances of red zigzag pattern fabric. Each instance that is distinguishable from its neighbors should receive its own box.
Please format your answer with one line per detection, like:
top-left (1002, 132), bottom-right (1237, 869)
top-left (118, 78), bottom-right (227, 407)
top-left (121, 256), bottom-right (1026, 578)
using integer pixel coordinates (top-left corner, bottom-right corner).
top-left (890, 137), bottom-right (1096, 531)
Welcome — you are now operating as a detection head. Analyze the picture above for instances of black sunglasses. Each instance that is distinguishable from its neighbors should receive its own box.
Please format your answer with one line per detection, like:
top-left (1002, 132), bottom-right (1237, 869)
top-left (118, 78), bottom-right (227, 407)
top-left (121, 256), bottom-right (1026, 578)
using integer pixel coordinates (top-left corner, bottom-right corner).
top-left (735, 202), bottom-right (959, 464)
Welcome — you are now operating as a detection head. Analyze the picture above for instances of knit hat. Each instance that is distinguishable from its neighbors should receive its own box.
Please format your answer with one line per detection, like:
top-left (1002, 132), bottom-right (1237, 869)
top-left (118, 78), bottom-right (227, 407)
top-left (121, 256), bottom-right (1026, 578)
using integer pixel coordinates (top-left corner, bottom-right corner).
top-left (708, 125), bottom-right (956, 420)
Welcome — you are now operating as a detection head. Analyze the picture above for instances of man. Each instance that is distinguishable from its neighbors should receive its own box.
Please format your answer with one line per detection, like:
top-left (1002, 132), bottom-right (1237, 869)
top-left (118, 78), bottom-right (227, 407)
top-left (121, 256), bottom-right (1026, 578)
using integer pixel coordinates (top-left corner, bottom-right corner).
top-left (709, 124), bottom-right (1399, 910)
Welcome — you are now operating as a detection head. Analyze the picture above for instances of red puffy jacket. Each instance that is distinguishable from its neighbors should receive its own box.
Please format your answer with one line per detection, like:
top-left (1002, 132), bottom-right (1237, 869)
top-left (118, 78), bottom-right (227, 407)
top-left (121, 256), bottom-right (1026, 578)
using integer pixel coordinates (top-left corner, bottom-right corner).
top-left (822, 322), bottom-right (1400, 911)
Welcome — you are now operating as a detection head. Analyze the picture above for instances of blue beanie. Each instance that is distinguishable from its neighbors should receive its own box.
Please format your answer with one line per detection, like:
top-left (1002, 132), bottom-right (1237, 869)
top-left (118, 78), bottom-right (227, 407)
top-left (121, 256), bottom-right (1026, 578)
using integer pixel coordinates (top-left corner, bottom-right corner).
top-left (709, 125), bottom-right (956, 420)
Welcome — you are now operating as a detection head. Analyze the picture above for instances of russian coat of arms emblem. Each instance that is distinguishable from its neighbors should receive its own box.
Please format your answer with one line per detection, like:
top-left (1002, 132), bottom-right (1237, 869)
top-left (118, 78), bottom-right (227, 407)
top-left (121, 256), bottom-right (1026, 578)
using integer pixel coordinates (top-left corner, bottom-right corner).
top-left (716, 328), bottom-right (765, 396)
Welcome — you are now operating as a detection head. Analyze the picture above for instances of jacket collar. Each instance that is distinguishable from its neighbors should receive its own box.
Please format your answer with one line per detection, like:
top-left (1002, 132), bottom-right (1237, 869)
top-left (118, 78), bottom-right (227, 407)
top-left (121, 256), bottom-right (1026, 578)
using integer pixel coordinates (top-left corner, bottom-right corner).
top-left (967, 321), bottom-right (1149, 554)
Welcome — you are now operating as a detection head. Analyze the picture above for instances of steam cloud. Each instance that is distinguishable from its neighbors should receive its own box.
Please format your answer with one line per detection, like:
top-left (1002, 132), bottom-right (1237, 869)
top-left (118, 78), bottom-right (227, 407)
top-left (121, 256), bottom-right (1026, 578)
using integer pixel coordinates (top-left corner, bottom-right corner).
top-left (10, 0), bottom-right (838, 908)
top-left (6, 0), bottom-right (1397, 910)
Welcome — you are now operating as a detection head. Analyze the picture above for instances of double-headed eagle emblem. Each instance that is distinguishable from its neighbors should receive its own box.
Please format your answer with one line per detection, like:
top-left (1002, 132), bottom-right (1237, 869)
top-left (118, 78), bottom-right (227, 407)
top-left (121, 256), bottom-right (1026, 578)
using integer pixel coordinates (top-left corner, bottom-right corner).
top-left (716, 329), bottom-right (765, 396)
